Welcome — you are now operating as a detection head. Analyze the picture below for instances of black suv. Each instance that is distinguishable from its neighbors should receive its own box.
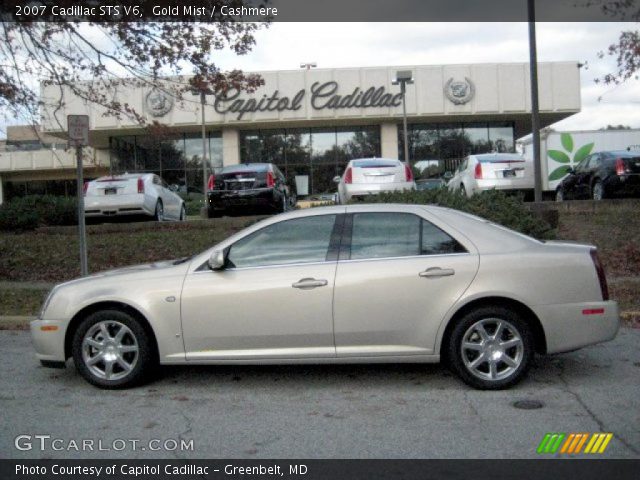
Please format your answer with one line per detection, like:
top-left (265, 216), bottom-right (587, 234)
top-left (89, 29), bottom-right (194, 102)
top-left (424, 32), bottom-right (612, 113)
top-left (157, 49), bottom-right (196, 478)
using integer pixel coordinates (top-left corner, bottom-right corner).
top-left (207, 163), bottom-right (294, 217)
top-left (556, 150), bottom-right (640, 201)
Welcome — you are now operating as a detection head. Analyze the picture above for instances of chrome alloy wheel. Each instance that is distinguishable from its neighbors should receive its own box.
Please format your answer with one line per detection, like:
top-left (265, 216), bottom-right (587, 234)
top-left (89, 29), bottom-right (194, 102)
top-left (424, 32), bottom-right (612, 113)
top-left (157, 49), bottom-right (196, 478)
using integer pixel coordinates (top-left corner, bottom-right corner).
top-left (82, 321), bottom-right (139, 381)
top-left (460, 318), bottom-right (524, 381)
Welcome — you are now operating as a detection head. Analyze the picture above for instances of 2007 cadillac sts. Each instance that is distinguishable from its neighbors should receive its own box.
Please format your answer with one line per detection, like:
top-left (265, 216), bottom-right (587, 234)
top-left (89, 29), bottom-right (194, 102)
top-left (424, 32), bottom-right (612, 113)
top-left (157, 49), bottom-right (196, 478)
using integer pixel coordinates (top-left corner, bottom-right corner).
top-left (31, 204), bottom-right (619, 390)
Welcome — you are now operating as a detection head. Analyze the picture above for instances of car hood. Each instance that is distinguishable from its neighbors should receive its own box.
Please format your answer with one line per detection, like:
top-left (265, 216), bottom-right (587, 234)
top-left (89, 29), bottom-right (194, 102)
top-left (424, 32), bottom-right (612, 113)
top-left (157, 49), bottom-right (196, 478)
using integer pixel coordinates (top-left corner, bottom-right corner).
top-left (57, 258), bottom-right (190, 289)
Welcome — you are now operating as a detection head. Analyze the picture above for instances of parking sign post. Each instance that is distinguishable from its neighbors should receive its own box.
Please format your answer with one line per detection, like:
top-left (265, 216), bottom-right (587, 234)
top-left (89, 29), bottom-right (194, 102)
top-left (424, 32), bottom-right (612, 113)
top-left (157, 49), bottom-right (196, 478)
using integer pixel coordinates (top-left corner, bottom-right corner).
top-left (68, 115), bottom-right (89, 276)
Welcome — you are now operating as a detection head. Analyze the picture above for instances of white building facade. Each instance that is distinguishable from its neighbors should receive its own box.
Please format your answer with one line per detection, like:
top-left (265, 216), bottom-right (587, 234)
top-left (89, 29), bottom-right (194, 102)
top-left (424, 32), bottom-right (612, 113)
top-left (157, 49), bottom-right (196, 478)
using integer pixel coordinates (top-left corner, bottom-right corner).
top-left (1, 62), bottom-right (581, 202)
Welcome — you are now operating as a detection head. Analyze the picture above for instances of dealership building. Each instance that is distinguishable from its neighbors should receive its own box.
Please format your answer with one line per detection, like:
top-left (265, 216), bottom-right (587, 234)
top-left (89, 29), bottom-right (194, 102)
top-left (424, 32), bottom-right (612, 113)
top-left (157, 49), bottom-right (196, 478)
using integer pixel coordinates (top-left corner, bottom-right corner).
top-left (0, 62), bottom-right (581, 202)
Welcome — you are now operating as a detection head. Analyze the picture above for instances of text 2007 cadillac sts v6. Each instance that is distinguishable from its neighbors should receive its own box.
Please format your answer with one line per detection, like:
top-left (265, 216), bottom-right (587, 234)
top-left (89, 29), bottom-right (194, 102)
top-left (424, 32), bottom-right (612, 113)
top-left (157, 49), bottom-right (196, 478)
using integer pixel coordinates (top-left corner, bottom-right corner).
top-left (32, 204), bottom-right (619, 390)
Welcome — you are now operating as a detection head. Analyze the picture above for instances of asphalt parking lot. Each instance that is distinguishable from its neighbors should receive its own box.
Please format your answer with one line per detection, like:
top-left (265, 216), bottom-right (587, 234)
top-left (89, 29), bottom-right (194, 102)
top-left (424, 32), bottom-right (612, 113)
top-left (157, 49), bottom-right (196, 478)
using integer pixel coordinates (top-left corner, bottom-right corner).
top-left (0, 329), bottom-right (638, 459)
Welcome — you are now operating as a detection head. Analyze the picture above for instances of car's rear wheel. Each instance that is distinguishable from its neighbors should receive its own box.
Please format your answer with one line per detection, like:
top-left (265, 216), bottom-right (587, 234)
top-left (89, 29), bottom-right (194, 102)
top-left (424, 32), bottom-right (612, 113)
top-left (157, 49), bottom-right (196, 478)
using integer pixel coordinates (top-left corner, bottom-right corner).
top-left (447, 306), bottom-right (534, 390)
top-left (280, 194), bottom-right (288, 213)
top-left (154, 200), bottom-right (164, 221)
top-left (555, 187), bottom-right (564, 202)
top-left (592, 180), bottom-right (604, 201)
top-left (179, 204), bottom-right (186, 221)
top-left (72, 309), bottom-right (157, 389)
top-left (460, 184), bottom-right (468, 197)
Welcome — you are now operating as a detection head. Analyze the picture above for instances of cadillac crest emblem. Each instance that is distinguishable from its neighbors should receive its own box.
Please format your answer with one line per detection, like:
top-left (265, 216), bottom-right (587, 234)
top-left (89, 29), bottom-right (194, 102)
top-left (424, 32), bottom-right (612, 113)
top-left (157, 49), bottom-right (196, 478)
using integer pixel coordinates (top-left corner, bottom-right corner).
top-left (444, 77), bottom-right (475, 105)
top-left (145, 88), bottom-right (174, 117)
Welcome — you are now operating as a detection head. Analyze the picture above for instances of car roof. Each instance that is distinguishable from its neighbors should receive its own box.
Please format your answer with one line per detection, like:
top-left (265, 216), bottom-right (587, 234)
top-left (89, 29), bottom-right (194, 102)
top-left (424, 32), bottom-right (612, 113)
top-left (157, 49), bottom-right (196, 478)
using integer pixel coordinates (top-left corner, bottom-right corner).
top-left (222, 163), bottom-right (271, 172)
top-left (603, 150), bottom-right (640, 157)
top-left (471, 153), bottom-right (524, 160)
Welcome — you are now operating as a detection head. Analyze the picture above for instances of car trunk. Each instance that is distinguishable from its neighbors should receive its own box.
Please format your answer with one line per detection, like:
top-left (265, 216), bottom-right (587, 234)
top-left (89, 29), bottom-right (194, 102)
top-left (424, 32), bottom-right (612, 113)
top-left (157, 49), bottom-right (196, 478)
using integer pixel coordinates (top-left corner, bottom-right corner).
top-left (352, 161), bottom-right (406, 184)
top-left (618, 156), bottom-right (640, 174)
top-left (478, 158), bottom-right (531, 180)
top-left (87, 177), bottom-right (141, 197)
top-left (215, 171), bottom-right (270, 190)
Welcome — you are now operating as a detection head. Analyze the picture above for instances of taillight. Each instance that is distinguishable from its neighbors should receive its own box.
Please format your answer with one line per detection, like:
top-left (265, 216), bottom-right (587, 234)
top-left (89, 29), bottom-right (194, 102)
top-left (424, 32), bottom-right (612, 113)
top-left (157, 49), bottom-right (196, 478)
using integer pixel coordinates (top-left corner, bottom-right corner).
top-left (266, 171), bottom-right (275, 187)
top-left (474, 162), bottom-right (483, 179)
top-left (344, 167), bottom-right (353, 184)
top-left (207, 174), bottom-right (215, 191)
top-left (590, 249), bottom-right (609, 301)
top-left (83, 182), bottom-right (88, 196)
top-left (137, 177), bottom-right (144, 194)
top-left (404, 163), bottom-right (413, 182)
top-left (615, 158), bottom-right (625, 176)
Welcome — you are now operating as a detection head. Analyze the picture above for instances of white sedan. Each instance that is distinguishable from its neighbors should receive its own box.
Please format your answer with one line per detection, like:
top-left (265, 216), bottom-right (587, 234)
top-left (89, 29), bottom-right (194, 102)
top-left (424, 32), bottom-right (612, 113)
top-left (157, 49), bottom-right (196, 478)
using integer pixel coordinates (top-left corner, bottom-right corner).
top-left (84, 173), bottom-right (186, 221)
top-left (32, 204), bottom-right (618, 390)
top-left (335, 158), bottom-right (415, 204)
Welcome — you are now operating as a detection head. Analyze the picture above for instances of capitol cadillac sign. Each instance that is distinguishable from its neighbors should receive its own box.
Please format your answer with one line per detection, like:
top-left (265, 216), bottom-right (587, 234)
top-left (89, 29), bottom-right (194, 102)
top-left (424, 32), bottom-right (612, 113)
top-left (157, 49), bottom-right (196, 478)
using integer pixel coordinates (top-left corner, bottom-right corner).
top-left (145, 78), bottom-right (476, 119)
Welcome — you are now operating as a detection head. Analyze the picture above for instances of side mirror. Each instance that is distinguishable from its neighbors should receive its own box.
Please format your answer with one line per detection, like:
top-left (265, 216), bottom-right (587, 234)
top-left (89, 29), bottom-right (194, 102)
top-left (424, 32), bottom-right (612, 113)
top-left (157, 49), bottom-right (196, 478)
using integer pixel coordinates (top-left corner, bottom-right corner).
top-left (208, 250), bottom-right (226, 271)
top-left (333, 176), bottom-right (341, 184)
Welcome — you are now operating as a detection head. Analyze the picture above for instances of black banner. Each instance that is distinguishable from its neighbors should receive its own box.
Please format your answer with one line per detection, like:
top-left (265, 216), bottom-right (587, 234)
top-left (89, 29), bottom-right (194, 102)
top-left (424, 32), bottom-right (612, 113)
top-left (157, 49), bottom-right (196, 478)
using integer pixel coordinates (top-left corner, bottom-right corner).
top-left (1, 459), bottom-right (640, 480)
top-left (0, 0), bottom-right (639, 22)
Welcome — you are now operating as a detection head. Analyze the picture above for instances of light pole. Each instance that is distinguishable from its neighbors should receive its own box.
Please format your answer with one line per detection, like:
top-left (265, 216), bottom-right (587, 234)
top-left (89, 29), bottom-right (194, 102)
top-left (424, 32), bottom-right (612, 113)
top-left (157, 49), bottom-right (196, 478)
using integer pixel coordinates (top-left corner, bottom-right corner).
top-left (392, 70), bottom-right (414, 165)
top-left (528, 0), bottom-right (543, 203)
top-left (192, 85), bottom-right (214, 217)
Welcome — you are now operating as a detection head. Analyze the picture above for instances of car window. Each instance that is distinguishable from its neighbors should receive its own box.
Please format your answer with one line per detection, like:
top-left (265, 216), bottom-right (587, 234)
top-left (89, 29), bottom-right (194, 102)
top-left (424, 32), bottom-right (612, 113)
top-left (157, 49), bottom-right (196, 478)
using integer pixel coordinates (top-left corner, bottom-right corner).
top-left (227, 215), bottom-right (337, 268)
top-left (349, 212), bottom-right (466, 260)
top-left (350, 213), bottom-right (420, 259)
top-left (575, 155), bottom-right (591, 172)
top-left (422, 221), bottom-right (467, 255)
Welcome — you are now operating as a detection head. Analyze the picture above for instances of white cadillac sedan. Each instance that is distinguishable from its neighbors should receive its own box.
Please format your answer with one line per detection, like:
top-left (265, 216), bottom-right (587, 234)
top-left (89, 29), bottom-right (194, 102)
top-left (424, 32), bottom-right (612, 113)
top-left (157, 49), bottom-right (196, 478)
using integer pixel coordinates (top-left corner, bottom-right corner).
top-left (448, 153), bottom-right (534, 198)
top-left (335, 158), bottom-right (415, 204)
top-left (31, 204), bottom-right (619, 390)
top-left (84, 173), bottom-right (186, 221)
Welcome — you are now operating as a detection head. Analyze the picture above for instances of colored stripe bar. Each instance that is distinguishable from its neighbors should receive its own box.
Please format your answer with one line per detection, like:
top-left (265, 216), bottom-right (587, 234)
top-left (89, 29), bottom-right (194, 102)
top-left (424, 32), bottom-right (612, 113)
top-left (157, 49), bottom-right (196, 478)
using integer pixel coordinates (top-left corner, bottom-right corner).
top-left (598, 434), bottom-right (613, 453)
top-left (574, 433), bottom-right (589, 454)
top-left (537, 434), bottom-right (552, 454)
top-left (560, 434), bottom-right (575, 454)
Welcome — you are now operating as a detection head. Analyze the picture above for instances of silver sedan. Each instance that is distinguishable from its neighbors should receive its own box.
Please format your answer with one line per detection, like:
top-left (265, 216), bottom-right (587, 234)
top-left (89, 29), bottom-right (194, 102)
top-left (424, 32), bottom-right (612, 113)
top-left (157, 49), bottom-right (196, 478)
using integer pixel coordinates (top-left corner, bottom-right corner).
top-left (32, 204), bottom-right (619, 389)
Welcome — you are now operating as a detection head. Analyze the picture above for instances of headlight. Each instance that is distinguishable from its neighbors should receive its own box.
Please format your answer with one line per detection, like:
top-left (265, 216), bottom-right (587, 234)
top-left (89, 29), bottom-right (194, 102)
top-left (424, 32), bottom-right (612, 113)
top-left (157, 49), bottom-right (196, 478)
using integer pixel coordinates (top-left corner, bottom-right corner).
top-left (39, 286), bottom-right (59, 319)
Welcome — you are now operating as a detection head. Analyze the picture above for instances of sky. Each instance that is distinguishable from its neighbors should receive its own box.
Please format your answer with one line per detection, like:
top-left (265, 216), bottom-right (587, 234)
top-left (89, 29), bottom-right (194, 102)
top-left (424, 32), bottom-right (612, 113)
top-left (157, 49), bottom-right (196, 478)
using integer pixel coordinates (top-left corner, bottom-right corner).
top-left (1, 22), bottom-right (639, 139)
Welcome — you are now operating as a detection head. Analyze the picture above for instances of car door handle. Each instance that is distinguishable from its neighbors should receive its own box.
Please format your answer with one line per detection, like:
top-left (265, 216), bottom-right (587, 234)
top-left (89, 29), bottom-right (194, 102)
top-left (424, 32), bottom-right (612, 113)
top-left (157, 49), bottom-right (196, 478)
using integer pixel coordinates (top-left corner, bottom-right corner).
top-left (292, 278), bottom-right (328, 289)
top-left (419, 267), bottom-right (455, 278)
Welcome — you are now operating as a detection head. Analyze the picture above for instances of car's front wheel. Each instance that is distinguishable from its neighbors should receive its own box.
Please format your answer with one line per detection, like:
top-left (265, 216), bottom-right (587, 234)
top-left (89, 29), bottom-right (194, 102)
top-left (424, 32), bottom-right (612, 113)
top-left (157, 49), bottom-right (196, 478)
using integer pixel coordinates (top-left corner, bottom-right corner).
top-left (72, 310), bottom-right (157, 389)
top-left (179, 204), bottom-right (186, 221)
top-left (447, 306), bottom-right (534, 390)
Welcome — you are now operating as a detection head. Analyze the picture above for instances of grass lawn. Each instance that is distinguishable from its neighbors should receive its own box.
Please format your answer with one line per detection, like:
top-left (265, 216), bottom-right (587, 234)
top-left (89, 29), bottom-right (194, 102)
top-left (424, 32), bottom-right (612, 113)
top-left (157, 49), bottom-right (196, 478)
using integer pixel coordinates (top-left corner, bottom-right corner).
top-left (0, 207), bottom-right (638, 318)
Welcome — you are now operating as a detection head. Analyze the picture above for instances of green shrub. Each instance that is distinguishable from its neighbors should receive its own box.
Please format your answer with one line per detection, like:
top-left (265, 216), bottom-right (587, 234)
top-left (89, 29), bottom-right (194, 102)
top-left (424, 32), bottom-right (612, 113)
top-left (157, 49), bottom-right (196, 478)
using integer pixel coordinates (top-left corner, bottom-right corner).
top-left (184, 198), bottom-right (204, 216)
top-left (354, 189), bottom-right (556, 240)
top-left (0, 195), bottom-right (77, 231)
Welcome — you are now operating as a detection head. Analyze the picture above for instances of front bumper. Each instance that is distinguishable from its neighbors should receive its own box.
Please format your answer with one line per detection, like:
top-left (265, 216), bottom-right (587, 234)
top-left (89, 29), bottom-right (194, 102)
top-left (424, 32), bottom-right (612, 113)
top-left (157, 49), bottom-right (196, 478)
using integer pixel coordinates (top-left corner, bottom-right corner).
top-left (30, 319), bottom-right (67, 363)
top-left (533, 301), bottom-right (620, 354)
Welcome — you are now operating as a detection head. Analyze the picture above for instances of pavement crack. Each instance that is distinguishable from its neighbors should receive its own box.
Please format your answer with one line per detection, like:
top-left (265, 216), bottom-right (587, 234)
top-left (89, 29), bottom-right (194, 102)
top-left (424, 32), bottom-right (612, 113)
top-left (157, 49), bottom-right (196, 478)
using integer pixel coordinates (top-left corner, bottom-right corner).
top-left (558, 363), bottom-right (640, 456)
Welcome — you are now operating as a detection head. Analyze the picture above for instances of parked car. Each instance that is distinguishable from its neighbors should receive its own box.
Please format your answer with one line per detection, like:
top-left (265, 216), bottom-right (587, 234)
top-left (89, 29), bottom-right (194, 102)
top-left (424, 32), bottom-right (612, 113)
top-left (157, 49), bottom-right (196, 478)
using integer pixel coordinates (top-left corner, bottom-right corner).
top-left (32, 204), bottom-right (618, 390)
top-left (207, 163), bottom-right (293, 217)
top-left (84, 173), bottom-right (186, 221)
top-left (556, 150), bottom-right (640, 201)
top-left (335, 158), bottom-right (415, 204)
top-left (416, 178), bottom-right (446, 191)
top-left (447, 153), bottom-right (533, 198)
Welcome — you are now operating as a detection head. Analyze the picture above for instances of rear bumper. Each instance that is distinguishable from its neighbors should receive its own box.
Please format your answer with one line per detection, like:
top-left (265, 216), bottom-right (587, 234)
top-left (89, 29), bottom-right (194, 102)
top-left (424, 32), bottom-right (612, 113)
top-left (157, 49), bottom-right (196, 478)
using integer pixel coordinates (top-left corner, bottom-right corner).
top-left (604, 174), bottom-right (640, 197)
top-left (342, 182), bottom-right (415, 202)
top-left (208, 188), bottom-right (277, 212)
top-left (473, 178), bottom-right (534, 193)
top-left (84, 194), bottom-right (155, 217)
top-left (30, 319), bottom-right (67, 363)
top-left (533, 301), bottom-right (620, 354)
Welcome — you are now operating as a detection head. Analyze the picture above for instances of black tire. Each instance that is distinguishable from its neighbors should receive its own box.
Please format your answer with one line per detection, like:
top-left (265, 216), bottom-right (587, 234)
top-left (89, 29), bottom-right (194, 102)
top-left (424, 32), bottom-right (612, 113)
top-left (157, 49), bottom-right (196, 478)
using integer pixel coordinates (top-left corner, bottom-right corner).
top-left (154, 200), bottom-right (164, 221)
top-left (179, 204), bottom-right (186, 221)
top-left (460, 184), bottom-right (468, 197)
top-left (446, 306), bottom-right (534, 390)
top-left (592, 180), bottom-right (605, 201)
top-left (280, 193), bottom-right (288, 213)
top-left (71, 309), bottom-right (157, 389)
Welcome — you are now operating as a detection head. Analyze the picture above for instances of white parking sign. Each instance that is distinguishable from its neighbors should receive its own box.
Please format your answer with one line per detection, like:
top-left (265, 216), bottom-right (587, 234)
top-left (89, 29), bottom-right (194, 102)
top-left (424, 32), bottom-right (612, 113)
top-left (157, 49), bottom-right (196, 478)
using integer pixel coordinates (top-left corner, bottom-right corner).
top-left (67, 114), bottom-right (89, 147)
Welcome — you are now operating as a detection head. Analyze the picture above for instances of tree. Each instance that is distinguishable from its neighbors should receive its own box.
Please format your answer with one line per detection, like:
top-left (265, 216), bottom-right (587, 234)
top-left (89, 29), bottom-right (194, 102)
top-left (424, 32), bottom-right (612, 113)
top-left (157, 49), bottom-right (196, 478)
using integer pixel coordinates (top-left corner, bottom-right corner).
top-left (0, 3), bottom-right (268, 133)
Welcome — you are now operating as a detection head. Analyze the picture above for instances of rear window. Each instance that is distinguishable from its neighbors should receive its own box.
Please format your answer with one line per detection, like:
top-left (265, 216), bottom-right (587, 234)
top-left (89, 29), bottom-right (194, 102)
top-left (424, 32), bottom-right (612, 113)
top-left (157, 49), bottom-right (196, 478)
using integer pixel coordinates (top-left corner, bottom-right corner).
top-left (478, 158), bottom-right (525, 163)
top-left (352, 159), bottom-right (399, 168)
